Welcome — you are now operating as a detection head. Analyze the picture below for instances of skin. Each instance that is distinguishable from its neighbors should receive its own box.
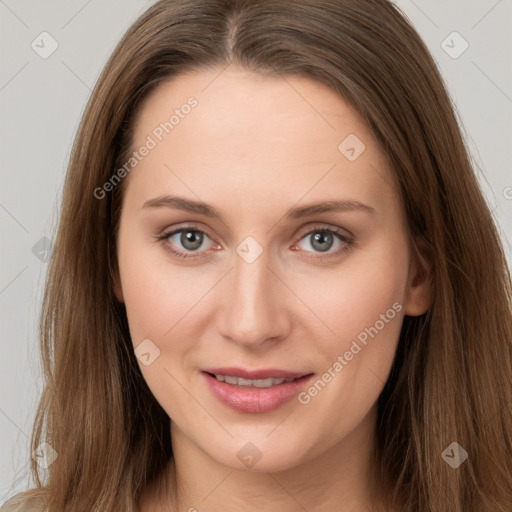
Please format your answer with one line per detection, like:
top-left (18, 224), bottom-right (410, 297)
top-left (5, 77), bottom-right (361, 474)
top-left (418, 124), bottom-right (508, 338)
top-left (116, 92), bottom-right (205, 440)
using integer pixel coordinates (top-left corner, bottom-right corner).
top-left (113, 65), bottom-right (431, 512)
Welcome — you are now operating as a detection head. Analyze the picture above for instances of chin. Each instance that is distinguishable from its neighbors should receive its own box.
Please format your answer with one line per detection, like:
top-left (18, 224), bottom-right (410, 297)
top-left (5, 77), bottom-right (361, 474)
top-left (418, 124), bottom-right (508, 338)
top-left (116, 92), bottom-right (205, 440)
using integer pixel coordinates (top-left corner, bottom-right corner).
top-left (204, 436), bottom-right (313, 474)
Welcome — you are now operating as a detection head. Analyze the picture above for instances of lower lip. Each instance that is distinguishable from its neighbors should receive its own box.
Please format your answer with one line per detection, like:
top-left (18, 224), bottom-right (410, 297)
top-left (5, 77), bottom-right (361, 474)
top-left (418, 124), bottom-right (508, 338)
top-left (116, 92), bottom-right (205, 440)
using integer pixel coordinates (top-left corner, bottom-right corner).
top-left (202, 372), bottom-right (314, 413)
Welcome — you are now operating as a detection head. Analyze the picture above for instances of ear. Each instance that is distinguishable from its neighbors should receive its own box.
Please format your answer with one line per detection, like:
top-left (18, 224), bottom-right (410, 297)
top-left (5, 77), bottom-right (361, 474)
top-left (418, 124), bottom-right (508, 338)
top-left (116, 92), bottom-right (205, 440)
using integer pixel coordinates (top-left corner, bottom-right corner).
top-left (403, 238), bottom-right (432, 316)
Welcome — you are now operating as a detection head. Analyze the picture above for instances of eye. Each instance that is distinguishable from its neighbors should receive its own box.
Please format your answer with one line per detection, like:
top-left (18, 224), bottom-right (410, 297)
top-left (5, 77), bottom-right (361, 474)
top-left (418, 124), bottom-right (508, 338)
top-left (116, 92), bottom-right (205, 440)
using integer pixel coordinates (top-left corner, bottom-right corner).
top-left (157, 225), bottom-right (218, 259)
top-left (293, 226), bottom-right (353, 258)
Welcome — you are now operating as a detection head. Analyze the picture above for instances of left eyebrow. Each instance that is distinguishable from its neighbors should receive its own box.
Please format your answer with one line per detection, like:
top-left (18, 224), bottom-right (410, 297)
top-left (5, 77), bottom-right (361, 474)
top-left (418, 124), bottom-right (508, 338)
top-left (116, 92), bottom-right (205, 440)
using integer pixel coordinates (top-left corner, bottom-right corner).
top-left (285, 199), bottom-right (376, 219)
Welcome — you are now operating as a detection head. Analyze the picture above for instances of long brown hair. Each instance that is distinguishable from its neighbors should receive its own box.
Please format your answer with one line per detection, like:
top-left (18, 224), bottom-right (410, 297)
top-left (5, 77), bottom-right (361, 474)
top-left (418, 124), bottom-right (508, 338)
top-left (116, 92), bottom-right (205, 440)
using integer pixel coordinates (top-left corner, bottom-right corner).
top-left (8, 0), bottom-right (512, 510)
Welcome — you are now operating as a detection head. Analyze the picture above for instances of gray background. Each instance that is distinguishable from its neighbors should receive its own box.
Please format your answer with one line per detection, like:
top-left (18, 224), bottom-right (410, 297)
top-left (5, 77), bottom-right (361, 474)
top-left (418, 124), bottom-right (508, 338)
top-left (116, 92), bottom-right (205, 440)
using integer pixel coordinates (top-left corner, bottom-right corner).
top-left (1, 0), bottom-right (511, 502)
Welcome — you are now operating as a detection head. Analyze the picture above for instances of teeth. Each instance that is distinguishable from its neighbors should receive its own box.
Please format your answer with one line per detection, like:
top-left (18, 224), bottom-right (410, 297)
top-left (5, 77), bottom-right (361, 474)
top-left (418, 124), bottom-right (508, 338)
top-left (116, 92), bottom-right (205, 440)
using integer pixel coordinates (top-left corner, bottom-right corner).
top-left (214, 374), bottom-right (296, 388)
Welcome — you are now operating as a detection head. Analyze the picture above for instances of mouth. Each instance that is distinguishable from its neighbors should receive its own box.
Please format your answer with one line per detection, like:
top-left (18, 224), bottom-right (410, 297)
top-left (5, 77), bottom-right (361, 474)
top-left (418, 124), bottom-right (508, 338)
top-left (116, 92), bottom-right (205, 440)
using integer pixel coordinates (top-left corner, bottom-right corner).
top-left (208, 373), bottom-right (300, 388)
top-left (201, 368), bottom-right (314, 413)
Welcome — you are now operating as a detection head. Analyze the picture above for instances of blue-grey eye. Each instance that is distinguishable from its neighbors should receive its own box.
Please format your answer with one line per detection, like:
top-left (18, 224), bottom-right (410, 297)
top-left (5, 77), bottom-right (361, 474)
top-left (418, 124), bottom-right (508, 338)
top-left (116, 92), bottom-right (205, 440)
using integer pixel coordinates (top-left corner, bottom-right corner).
top-left (297, 229), bottom-right (347, 254)
top-left (310, 231), bottom-right (335, 252)
top-left (172, 229), bottom-right (206, 251)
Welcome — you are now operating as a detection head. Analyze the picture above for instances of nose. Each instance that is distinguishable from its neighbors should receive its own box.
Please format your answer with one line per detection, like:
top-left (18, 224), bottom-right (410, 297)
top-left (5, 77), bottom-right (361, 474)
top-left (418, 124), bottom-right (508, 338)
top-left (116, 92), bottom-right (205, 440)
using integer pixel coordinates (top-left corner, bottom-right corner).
top-left (216, 248), bottom-right (292, 349)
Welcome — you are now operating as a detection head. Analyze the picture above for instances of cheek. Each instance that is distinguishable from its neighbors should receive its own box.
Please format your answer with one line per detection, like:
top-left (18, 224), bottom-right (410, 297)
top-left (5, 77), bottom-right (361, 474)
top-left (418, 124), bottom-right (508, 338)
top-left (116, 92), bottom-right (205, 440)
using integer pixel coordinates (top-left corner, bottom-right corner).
top-left (291, 238), bottom-right (408, 423)
top-left (117, 236), bottom-right (207, 411)
top-left (118, 227), bottom-right (217, 341)
top-left (287, 234), bottom-right (409, 354)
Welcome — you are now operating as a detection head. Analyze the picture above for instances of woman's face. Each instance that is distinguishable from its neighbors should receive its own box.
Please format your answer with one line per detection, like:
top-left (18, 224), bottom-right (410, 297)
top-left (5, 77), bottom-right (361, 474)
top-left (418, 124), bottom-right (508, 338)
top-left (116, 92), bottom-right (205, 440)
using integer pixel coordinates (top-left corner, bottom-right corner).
top-left (114, 66), bottom-right (429, 473)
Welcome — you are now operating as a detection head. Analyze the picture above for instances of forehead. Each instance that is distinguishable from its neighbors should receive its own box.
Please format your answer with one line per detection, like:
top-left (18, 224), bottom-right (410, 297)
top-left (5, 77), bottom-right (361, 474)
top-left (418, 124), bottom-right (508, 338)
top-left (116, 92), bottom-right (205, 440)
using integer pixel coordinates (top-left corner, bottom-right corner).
top-left (134, 66), bottom-right (369, 157)
top-left (126, 66), bottom-right (397, 217)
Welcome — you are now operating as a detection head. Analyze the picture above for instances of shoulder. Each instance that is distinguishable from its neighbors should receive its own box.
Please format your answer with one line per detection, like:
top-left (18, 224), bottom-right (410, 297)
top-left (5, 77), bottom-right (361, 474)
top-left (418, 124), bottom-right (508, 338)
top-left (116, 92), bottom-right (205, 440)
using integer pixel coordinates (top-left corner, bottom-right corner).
top-left (0, 492), bottom-right (48, 512)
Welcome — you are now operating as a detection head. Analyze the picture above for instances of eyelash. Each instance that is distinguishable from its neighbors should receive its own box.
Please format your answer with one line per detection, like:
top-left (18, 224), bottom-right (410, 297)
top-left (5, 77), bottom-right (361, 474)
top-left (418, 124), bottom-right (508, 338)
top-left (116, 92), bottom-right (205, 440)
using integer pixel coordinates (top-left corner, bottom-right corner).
top-left (156, 224), bottom-right (354, 261)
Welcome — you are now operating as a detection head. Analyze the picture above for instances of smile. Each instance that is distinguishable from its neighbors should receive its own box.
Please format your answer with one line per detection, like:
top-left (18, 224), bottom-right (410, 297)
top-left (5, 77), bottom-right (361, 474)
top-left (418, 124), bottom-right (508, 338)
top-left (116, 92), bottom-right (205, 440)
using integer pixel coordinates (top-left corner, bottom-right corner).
top-left (201, 368), bottom-right (314, 413)
top-left (211, 374), bottom-right (298, 387)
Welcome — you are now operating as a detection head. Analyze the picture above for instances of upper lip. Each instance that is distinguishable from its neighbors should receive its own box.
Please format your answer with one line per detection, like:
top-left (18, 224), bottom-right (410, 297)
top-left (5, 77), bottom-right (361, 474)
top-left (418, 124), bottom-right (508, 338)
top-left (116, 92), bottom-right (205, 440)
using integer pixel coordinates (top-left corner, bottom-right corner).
top-left (202, 367), bottom-right (311, 380)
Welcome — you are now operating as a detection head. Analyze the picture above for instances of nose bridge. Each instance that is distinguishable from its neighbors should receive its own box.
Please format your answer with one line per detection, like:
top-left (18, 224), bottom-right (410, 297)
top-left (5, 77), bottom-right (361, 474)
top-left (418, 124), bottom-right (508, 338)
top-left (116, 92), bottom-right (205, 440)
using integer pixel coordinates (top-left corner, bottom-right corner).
top-left (218, 244), bottom-right (288, 346)
top-left (234, 249), bottom-right (269, 308)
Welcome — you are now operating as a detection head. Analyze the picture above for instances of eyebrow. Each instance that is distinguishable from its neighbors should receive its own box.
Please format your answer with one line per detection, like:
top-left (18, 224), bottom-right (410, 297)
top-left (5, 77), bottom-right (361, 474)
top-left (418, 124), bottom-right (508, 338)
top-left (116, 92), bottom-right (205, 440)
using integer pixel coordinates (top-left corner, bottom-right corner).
top-left (142, 195), bottom-right (375, 222)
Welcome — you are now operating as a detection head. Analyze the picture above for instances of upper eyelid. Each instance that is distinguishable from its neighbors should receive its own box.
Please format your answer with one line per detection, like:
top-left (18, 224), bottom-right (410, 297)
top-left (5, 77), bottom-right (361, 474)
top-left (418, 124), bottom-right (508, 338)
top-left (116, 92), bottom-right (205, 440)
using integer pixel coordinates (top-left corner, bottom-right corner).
top-left (161, 223), bottom-right (215, 242)
top-left (294, 226), bottom-right (352, 249)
